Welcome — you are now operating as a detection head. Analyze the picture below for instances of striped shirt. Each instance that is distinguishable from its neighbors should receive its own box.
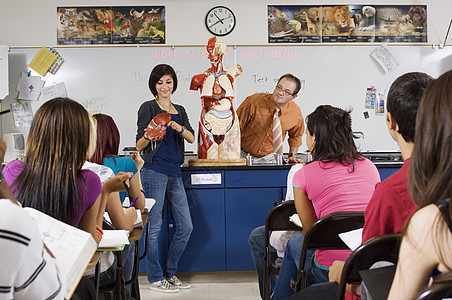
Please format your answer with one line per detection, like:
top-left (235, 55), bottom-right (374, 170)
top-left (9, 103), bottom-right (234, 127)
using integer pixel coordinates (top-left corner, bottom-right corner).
top-left (0, 199), bottom-right (65, 299)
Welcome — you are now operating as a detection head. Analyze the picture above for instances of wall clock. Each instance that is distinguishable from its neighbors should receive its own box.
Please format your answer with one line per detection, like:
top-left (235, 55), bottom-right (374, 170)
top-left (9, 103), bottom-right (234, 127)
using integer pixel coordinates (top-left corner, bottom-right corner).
top-left (205, 6), bottom-right (236, 36)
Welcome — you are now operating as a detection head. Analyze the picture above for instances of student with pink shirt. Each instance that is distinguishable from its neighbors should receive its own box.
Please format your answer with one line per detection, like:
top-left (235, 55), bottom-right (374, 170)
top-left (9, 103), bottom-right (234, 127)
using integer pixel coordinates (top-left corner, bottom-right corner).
top-left (272, 105), bottom-right (380, 300)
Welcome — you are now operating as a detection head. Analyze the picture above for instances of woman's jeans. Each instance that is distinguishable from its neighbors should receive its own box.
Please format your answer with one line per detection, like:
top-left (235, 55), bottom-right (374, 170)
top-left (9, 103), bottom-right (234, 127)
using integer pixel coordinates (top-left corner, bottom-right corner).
top-left (142, 168), bottom-right (193, 283)
top-left (273, 232), bottom-right (328, 300)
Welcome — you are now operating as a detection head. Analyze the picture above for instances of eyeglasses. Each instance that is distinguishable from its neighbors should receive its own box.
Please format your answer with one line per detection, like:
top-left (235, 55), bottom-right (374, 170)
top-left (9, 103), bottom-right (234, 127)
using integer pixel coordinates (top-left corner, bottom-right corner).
top-left (275, 85), bottom-right (294, 96)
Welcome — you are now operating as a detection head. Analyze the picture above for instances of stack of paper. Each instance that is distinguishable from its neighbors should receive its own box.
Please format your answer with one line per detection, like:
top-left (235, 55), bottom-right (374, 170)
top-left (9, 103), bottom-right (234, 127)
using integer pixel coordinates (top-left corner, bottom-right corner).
top-left (98, 230), bottom-right (129, 250)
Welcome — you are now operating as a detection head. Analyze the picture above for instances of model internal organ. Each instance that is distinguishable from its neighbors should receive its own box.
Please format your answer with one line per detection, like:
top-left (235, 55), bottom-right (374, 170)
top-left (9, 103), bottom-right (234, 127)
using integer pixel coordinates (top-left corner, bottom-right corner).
top-left (146, 113), bottom-right (171, 139)
top-left (190, 37), bottom-right (243, 159)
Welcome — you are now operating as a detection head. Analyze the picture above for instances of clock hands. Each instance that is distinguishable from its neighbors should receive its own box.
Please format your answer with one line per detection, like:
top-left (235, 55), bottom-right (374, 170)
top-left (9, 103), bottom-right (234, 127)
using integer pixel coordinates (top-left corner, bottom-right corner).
top-left (214, 12), bottom-right (223, 24)
top-left (209, 15), bottom-right (232, 28)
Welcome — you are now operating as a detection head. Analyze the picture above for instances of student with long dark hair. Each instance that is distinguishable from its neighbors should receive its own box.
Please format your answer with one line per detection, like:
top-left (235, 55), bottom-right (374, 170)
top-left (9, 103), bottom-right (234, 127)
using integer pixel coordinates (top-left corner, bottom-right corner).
top-left (388, 70), bottom-right (452, 299)
top-left (136, 64), bottom-right (195, 293)
top-left (3, 97), bottom-right (128, 243)
top-left (272, 105), bottom-right (380, 300)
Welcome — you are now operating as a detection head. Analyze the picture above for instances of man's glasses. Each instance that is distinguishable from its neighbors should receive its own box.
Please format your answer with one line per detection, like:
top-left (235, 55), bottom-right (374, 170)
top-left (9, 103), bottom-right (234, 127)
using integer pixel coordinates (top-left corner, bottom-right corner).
top-left (275, 85), bottom-right (294, 96)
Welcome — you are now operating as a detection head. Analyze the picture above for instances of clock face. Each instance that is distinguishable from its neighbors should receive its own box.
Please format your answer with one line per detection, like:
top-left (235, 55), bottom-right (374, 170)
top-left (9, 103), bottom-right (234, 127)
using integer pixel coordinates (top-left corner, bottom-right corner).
top-left (205, 6), bottom-right (236, 36)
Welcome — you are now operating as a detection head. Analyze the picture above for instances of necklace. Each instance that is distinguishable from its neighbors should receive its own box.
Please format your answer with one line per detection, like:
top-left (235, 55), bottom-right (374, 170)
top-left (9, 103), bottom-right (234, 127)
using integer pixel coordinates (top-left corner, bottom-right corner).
top-left (156, 98), bottom-right (172, 113)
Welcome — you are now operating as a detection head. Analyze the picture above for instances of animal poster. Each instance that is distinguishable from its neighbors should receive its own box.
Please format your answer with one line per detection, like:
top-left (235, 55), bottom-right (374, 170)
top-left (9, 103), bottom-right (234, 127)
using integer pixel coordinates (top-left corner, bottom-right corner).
top-left (374, 5), bottom-right (427, 43)
top-left (268, 6), bottom-right (321, 43)
top-left (57, 6), bottom-right (165, 45)
top-left (268, 5), bottom-right (427, 43)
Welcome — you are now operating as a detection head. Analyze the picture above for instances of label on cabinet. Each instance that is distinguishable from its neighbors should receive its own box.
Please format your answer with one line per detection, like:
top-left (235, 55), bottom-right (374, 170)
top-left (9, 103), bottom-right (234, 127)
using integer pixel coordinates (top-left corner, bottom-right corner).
top-left (191, 173), bottom-right (222, 185)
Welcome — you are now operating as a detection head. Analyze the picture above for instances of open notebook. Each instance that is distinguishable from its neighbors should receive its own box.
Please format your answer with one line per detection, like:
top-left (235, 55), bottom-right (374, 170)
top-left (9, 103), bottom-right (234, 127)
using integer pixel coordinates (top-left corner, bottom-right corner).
top-left (24, 207), bottom-right (97, 300)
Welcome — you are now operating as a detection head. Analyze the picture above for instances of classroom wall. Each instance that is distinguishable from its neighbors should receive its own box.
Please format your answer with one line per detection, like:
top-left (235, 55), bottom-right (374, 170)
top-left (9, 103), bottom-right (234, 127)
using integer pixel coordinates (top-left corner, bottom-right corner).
top-left (1, 0), bottom-right (452, 154)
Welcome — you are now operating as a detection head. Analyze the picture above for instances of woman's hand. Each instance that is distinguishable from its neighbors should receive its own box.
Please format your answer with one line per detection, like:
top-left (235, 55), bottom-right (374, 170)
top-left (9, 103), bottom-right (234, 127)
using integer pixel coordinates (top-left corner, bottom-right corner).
top-left (130, 152), bottom-right (144, 170)
top-left (143, 129), bottom-right (164, 141)
top-left (103, 172), bottom-right (132, 194)
top-left (168, 120), bottom-right (184, 133)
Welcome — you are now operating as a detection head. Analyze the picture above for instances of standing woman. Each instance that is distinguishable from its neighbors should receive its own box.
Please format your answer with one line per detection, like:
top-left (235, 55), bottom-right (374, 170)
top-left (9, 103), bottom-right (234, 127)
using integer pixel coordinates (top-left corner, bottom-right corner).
top-left (136, 64), bottom-right (195, 293)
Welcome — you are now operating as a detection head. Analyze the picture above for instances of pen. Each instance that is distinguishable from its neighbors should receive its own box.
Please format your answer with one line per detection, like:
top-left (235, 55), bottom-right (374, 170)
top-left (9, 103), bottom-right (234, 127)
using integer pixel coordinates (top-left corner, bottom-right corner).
top-left (128, 196), bottom-right (139, 208)
top-left (123, 180), bottom-right (139, 208)
top-left (0, 109), bottom-right (11, 115)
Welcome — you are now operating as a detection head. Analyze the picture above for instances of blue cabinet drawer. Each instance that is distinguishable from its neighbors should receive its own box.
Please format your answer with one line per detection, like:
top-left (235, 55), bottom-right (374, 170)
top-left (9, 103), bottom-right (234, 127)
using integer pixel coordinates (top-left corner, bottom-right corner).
top-left (225, 169), bottom-right (289, 188)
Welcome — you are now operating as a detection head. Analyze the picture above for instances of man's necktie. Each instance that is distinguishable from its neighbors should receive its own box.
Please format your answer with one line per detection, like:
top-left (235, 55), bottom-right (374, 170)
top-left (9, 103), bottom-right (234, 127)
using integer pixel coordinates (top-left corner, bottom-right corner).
top-left (273, 108), bottom-right (283, 155)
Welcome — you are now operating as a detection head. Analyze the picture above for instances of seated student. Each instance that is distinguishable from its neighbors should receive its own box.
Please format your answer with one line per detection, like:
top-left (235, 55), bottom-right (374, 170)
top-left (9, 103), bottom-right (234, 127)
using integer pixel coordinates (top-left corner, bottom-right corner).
top-left (90, 113), bottom-right (145, 211)
top-left (2, 97), bottom-right (129, 244)
top-left (269, 105), bottom-right (380, 300)
top-left (286, 72), bottom-right (432, 300)
top-left (90, 114), bottom-right (145, 298)
top-left (388, 70), bottom-right (452, 299)
top-left (0, 139), bottom-right (66, 300)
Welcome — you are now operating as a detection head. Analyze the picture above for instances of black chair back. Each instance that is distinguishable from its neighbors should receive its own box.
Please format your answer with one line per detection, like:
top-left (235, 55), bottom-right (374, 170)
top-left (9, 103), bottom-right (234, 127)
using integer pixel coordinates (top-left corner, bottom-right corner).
top-left (263, 200), bottom-right (302, 300)
top-left (337, 233), bottom-right (401, 300)
top-left (292, 211), bottom-right (365, 292)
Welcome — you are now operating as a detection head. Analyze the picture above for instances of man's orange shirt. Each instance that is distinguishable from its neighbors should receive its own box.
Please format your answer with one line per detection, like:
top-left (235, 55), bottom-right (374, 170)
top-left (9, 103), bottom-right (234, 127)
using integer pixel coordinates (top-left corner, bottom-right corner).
top-left (236, 93), bottom-right (304, 157)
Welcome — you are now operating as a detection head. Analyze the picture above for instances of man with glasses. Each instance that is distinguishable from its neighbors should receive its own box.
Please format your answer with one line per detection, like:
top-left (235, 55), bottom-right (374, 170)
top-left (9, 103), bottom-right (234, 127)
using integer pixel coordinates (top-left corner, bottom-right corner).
top-left (237, 74), bottom-right (305, 163)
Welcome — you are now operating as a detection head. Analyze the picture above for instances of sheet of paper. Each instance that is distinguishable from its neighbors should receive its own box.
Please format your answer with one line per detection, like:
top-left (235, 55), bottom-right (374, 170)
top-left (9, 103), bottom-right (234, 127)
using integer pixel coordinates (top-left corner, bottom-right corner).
top-left (28, 47), bottom-right (57, 76)
top-left (17, 72), bottom-right (45, 101)
top-left (339, 228), bottom-right (363, 251)
top-left (0, 45), bottom-right (8, 99)
top-left (48, 47), bottom-right (65, 75)
top-left (11, 102), bottom-right (33, 128)
top-left (40, 82), bottom-right (67, 102)
top-left (99, 230), bottom-right (129, 248)
top-left (289, 213), bottom-right (302, 228)
top-left (134, 209), bottom-right (143, 228)
top-left (371, 44), bottom-right (400, 73)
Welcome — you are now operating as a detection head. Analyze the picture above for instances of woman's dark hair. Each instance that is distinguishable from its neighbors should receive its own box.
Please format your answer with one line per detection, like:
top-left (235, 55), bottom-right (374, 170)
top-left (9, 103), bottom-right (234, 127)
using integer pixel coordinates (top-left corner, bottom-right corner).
top-left (14, 97), bottom-right (91, 223)
top-left (148, 64), bottom-right (178, 96)
top-left (409, 70), bottom-right (452, 208)
top-left (90, 113), bottom-right (120, 165)
top-left (306, 105), bottom-right (362, 169)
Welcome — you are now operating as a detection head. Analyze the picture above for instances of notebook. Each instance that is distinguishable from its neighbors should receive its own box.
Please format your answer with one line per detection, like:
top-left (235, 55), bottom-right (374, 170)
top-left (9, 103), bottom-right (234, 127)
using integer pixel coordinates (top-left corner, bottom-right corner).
top-left (24, 207), bottom-right (97, 299)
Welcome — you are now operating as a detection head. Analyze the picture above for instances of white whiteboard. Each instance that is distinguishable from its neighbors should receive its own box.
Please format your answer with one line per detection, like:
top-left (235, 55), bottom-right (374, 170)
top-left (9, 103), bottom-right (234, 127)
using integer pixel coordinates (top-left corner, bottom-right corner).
top-left (3, 45), bottom-right (452, 153)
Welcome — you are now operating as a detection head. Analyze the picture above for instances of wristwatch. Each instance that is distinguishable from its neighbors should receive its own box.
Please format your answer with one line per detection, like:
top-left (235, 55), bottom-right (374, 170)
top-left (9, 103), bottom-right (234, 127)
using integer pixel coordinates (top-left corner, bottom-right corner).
top-left (288, 153), bottom-right (298, 159)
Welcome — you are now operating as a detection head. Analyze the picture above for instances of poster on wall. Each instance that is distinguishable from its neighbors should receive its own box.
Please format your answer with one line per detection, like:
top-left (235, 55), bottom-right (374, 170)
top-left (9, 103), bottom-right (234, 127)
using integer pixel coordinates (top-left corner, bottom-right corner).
top-left (57, 6), bottom-right (165, 45)
top-left (268, 5), bottom-right (427, 43)
top-left (374, 5), bottom-right (427, 43)
top-left (268, 5), bottom-right (321, 43)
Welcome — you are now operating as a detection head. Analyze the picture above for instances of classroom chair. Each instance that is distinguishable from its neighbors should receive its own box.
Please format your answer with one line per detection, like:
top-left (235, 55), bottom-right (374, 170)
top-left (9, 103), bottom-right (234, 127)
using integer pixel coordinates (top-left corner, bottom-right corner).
top-left (415, 274), bottom-right (452, 300)
top-left (336, 233), bottom-right (401, 300)
top-left (290, 211), bottom-right (365, 293)
top-left (263, 200), bottom-right (302, 300)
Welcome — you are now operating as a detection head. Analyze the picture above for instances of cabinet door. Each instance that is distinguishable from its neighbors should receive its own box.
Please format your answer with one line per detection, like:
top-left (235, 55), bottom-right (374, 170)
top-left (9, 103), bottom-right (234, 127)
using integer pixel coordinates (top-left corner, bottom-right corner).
top-left (225, 187), bottom-right (283, 270)
top-left (172, 188), bottom-right (226, 271)
top-left (378, 168), bottom-right (399, 181)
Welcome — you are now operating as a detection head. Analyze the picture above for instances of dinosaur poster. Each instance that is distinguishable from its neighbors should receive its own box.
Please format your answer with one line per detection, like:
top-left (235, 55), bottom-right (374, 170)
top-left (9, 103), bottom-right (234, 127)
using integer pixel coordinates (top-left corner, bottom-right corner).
top-left (57, 6), bottom-right (165, 45)
top-left (268, 5), bottom-right (427, 43)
